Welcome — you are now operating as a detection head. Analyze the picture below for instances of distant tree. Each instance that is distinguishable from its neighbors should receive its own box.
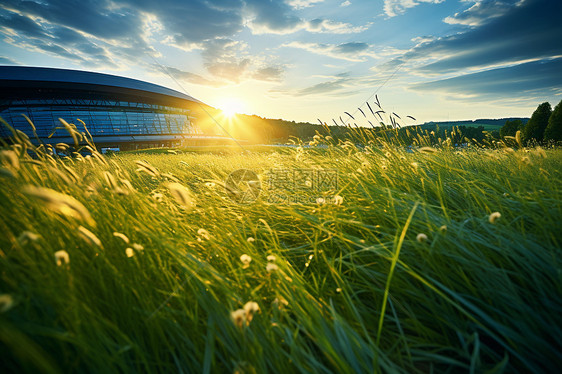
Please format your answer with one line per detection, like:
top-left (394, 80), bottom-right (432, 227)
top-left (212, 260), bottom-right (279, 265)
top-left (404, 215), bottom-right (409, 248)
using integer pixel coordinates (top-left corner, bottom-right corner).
top-left (523, 102), bottom-right (551, 142)
top-left (500, 119), bottom-right (524, 138)
top-left (544, 100), bottom-right (562, 142)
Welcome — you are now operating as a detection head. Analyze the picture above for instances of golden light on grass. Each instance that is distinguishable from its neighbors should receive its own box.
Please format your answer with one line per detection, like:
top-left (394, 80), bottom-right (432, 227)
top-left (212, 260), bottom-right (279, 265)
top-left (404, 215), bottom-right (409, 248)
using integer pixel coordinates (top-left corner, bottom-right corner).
top-left (125, 248), bottom-right (135, 258)
top-left (333, 195), bottom-right (344, 205)
top-left (267, 255), bottom-right (276, 262)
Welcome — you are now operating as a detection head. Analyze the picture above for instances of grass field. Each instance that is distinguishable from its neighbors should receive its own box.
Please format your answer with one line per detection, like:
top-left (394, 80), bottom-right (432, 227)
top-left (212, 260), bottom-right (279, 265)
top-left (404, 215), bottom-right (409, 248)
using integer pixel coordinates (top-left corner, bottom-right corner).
top-left (1, 129), bottom-right (561, 373)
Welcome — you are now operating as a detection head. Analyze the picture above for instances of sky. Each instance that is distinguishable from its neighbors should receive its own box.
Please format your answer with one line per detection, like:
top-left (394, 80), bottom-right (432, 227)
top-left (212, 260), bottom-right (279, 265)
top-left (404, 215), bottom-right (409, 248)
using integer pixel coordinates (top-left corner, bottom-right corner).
top-left (1, 0), bottom-right (561, 125)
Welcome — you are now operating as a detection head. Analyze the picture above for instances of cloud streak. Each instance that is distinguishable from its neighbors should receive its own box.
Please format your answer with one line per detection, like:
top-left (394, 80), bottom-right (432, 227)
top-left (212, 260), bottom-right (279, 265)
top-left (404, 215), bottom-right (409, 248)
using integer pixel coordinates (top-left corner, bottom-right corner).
top-left (443, 0), bottom-right (523, 27)
top-left (411, 58), bottom-right (562, 100)
top-left (283, 41), bottom-right (376, 61)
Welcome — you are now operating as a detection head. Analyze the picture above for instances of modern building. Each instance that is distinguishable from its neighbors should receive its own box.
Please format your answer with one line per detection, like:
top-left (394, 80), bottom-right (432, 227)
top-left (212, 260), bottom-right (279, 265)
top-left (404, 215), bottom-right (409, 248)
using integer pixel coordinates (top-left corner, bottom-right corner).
top-left (0, 66), bottom-right (233, 150)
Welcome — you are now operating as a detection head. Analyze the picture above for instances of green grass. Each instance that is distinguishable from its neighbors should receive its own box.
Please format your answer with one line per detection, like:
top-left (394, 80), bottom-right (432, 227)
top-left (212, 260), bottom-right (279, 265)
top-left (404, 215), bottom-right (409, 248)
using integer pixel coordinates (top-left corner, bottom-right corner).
top-left (1, 129), bottom-right (561, 373)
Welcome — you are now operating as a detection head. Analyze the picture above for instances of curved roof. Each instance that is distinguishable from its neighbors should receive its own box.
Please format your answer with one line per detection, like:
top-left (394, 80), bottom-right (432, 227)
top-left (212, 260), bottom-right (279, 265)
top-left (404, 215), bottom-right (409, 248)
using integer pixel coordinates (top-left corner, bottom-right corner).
top-left (0, 65), bottom-right (203, 105)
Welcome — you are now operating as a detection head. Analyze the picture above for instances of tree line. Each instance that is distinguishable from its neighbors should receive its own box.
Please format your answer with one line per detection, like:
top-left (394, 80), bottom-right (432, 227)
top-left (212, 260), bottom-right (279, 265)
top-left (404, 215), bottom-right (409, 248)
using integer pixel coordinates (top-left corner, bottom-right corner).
top-left (500, 100), bottom-right (562, 143)
top-left (195, 99), bottom-right (562, 145)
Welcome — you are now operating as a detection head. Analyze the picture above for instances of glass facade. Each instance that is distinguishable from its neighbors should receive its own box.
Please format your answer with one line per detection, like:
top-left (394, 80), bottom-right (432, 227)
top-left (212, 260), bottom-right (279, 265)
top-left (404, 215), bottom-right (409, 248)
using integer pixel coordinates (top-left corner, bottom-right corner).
top-left (0, 98), bottom-right (197, 140)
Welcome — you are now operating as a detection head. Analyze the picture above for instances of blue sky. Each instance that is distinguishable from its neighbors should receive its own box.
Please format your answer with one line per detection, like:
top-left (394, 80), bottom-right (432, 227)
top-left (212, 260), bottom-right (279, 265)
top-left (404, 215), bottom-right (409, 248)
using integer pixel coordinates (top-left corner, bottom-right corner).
top-left (1, 0), bottom-right (561, 124)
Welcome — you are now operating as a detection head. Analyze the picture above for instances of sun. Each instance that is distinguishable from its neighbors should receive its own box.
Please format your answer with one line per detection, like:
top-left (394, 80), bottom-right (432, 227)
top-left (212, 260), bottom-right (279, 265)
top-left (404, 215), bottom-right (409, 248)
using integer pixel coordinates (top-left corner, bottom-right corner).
top-left (218, 98), bottom-right (245, 118)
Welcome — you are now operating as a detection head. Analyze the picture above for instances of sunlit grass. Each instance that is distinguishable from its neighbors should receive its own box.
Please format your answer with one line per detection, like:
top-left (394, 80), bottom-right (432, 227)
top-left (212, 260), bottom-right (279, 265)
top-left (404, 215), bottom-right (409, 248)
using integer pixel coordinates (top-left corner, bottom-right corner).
top-left (1, 121), bottom-right (561, 373)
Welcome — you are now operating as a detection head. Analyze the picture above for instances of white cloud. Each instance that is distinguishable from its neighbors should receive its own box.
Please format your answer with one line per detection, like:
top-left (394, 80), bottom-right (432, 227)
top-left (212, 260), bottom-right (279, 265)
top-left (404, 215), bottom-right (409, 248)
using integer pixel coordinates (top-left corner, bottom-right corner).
top-left (340, 1), bottom-right (352, 6)
top-left (248, 17), bottom-right (371, 35)
top-left (443, 0), bottom-right (523, 27)
top-left (306, 19), bottom-right (372, 34)
top-left (384, 0), bottom-right (444, 17)
top-left (286, 0), bottom-right (325, 9)
top-left (0, 55), bottom-right (19, 64)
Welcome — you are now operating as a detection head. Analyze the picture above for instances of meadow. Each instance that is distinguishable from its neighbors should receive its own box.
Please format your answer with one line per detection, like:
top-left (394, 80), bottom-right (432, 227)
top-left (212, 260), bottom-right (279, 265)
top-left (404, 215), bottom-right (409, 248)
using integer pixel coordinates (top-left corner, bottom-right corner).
top-left (1, 124), bottom-right (561, 373)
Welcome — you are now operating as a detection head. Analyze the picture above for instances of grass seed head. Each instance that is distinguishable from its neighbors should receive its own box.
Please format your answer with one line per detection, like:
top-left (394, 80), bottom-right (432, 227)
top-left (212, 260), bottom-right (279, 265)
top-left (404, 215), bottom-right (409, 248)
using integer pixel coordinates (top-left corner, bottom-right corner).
top-left (0, 294), bottom-right (14, 313)
top-left (113, 232), bottom-right (130, 244)
top-left (240, 254), bottom-right (252, 268)
top-left (247, 237), bottom-right (255, 243)
top-left (135, 160), bottom-right (160, 177)
top-left (197, 228), bottom-right (210, 240)
top-left (231, 309), bottom-right (246, 329)
top-left (165, 182), bottom-right (195, 210)
top-left (418, 147), bottom-right (437, 153)
top-left (416, 233), bottom-right (428, 243)
top-left (23, 186), bottom-right (95, 227)
top-left (0, 150), bottom-right (19, 170)
top-left (266, 263), bottom-right (279, 272)
top-left (267, 255), bottom-right (276, 262)
top-left (489, 212), bottom-right (501, 224)
top-left (535, 147), bottom-right (547, 158)
top-left (333, 195), bottom-right (344, 205)
top-left (243, 301), bottom-right (260, 323)
top-left (17, 231), bottom-right (40, 245)
top-left (126, 248), bottom-right (135, 258)
top-left (55, 250), bottom-right (70, 266)
top-left (152, 192), bottom-right (164, 202)
top-left (78, 226), bottom-right (103, 248)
